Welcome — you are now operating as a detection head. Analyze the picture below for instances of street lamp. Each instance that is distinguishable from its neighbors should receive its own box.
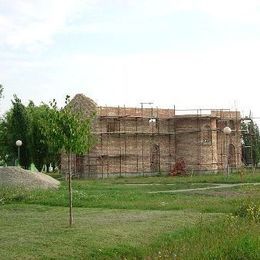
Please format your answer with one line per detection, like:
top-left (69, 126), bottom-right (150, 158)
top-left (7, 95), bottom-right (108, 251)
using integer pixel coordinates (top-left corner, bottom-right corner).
top-left (223, 127), bottom-right (231, 176)
top-left (16, 140), bottom-right (22, 166)
top-left (223, 126), bottom-right (232, 135)
top-left (149, 118), bottom-right (156, 124)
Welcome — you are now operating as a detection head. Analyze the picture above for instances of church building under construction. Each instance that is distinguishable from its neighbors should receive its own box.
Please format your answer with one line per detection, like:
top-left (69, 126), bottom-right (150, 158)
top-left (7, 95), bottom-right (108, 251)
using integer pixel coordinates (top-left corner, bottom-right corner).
top-left (61, 94), bottom-right (242, 178)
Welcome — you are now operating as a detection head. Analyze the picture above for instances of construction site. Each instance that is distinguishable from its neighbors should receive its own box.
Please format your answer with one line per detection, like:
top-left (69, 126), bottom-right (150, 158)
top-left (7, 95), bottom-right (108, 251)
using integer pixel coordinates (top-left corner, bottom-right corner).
top-left (61, 94), bottom-right (242, 178)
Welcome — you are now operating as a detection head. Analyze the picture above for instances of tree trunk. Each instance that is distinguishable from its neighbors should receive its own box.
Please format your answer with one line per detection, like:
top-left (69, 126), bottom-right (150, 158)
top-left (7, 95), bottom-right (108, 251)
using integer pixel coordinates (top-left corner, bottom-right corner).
top-left (68, 152), bottom-right (73, 226)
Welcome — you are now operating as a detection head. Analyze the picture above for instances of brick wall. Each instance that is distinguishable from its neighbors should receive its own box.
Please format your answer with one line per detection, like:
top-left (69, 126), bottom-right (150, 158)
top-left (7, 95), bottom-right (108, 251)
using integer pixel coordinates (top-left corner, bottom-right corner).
top-left (60, 95), bottom-right (242, 178)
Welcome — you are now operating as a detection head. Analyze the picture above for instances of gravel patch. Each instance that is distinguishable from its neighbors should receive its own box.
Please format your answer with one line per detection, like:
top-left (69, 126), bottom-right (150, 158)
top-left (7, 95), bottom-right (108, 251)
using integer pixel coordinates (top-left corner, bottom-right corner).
top-left (0, 167), bottom-right (60, 189)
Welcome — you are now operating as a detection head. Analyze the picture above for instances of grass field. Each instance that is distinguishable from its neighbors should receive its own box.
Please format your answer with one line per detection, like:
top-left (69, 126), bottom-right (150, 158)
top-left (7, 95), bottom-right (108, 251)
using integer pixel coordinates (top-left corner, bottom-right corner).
top-left (0, 171), bottom-right (260, 259)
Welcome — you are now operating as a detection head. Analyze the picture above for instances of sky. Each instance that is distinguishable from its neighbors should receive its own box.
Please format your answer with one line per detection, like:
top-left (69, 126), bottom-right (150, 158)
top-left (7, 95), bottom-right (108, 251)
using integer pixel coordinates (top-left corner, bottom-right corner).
top-left (1, 0), bottom-right (260, 121)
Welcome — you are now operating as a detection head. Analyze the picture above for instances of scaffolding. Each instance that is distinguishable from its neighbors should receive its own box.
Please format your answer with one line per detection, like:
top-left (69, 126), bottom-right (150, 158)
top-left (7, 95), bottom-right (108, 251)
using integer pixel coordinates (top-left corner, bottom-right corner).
top-left (68, 105), bottom-right (243, 178)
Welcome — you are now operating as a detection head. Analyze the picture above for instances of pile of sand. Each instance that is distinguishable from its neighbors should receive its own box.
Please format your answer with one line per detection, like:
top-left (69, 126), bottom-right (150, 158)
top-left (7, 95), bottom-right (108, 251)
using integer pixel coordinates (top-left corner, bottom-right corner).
top-left (0, 167), bottom-right (60, 189)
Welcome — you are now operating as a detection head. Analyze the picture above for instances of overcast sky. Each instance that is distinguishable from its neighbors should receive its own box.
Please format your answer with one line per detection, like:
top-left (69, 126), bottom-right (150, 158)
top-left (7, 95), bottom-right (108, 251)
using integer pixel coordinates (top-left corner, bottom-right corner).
top-left (1, 0), bottom-right (260, 120)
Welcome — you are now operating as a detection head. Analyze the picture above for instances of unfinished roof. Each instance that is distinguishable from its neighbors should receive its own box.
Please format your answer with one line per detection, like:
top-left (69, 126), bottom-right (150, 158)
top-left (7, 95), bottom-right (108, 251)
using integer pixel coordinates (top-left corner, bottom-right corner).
top-left (69, 93), bottom-right (97, 116)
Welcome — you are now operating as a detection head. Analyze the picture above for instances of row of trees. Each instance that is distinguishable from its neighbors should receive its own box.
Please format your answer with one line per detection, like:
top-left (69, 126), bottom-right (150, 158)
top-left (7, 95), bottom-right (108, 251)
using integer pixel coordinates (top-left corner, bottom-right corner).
top-left (0, 94), bottom-right (94, 172)
top-left (0, 96), bottom-right (57, 170)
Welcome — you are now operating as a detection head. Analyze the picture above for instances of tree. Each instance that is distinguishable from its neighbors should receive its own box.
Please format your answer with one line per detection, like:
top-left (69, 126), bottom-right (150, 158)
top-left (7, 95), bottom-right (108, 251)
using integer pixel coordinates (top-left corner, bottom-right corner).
top-left (0, 84), bottom-right (3, 100)
top-left (241, 119), bottom-right (260, 167)
top-left (0, 117), bottom-right (9, 165)
top-left (6, 96), bottom-right (31, 168)
top-left (27, 102), bottom-right (59, 171)
top-left (43, 95), bottom-right (95, 226)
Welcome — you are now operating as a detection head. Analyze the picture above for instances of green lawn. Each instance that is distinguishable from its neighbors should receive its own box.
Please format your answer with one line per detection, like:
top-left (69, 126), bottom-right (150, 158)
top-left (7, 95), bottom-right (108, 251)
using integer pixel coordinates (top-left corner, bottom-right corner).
top-left (0, 171), bottom-right (260, 259)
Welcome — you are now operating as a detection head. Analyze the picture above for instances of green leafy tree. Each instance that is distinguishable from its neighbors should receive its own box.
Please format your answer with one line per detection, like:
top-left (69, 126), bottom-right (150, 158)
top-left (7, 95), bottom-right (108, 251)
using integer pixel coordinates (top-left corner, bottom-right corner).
top-left (27, 102), bottom-right (57, 171)
top-left (43, 95), bottom-right (95, 226)
top-left (241, 120), bottom-right (260, 167)
top-left (6, 96), bottom-right (31, 168)
top-left (0, 117), bottom-right (9, 165)
top-left (0, 85), bottom-right (6, 164)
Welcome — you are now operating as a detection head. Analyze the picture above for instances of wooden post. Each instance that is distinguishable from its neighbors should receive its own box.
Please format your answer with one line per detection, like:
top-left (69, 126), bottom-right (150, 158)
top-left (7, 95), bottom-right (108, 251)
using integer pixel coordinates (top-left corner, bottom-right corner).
top-left (68, 151), bottom-right (73, 227)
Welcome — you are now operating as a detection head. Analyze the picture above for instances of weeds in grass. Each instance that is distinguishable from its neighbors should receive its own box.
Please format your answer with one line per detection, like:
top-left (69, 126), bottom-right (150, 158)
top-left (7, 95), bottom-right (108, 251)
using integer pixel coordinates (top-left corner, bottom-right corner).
top-left (151, 213), bottom-right (260, 260)
top-left (235, 201), bottom-right (260, 223)
top-left (0, 187), bottom-right (29, 205)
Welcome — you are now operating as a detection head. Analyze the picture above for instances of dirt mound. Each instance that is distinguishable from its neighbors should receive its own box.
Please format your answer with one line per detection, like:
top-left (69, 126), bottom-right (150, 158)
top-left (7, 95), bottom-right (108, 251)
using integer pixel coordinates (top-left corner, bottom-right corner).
top-left (0, 167), bottom-right (60, 189)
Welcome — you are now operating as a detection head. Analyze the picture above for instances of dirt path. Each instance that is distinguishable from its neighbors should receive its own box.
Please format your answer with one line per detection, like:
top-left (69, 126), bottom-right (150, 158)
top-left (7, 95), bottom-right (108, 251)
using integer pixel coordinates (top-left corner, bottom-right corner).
top-left (148, 182), bottom-right (260, 194)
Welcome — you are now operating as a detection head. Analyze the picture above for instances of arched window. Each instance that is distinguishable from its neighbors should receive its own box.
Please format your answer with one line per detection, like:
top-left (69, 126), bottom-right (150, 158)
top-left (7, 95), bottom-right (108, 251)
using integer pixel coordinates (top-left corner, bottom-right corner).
top-left (202, 125), bottom-right (212, 144)
top-left (107, 119), bottom-right (120, 132)
top-left (229, 120), bottom-right (235, 131)
top-left (228, 144), bottom-right (236, 166)
top-left (150, 144), bottom-right (160, 172)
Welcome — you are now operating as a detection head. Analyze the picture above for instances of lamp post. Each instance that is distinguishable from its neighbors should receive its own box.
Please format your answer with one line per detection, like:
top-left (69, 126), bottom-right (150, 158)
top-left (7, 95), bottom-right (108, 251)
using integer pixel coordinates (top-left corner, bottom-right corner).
top-left (223, 127), bottom-right (231, 176)
top-left (16, 140), bottom-right (22, 166)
